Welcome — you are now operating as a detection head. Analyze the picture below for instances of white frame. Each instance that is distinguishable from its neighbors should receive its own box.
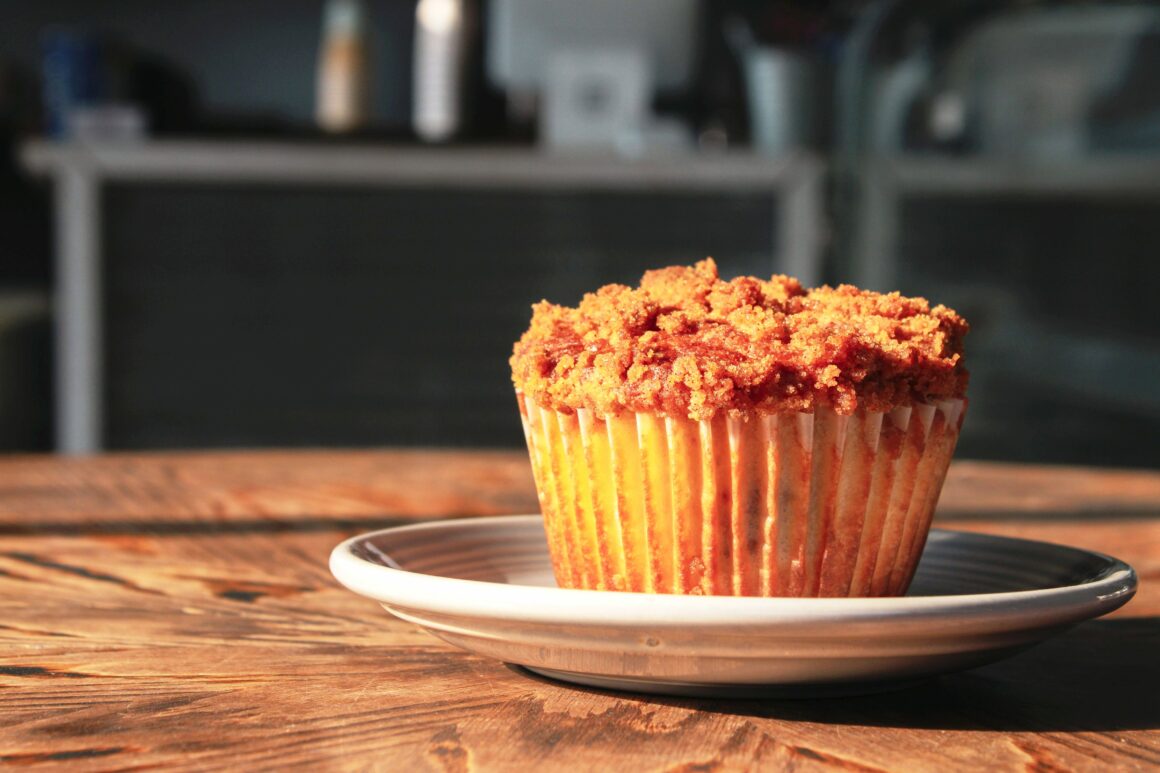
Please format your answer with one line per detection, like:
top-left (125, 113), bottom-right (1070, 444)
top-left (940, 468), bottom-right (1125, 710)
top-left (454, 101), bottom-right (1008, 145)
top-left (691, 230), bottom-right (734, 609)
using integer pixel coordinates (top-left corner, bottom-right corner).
top-left (24, 141), bottom-right (825, 453)
top-left (853, 154), bottom-right (1160, 291)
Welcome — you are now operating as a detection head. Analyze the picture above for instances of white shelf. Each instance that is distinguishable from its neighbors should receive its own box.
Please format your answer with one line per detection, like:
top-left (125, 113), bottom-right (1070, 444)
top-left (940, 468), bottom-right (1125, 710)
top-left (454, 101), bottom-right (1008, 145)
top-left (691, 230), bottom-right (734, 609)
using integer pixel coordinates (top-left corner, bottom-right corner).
top-left (22, 140), bottom-right (821, 191)
top-left (868, 154), bottom-right (1160, 196)
top-left (23, 139), bottom-right (826, 453)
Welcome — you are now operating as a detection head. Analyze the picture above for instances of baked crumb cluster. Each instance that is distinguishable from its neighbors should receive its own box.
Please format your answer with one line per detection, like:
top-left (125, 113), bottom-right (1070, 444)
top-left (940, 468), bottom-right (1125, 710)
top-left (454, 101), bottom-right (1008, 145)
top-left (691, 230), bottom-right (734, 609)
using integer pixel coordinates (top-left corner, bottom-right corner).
top-left (511, 259), bottom-right (968, 420)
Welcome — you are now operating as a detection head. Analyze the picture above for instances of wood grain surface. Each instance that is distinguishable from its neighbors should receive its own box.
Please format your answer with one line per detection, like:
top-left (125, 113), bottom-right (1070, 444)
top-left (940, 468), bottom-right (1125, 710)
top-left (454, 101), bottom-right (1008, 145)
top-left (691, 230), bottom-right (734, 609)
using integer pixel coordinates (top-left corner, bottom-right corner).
top-left (1, 450), bottom-right (1158, 772)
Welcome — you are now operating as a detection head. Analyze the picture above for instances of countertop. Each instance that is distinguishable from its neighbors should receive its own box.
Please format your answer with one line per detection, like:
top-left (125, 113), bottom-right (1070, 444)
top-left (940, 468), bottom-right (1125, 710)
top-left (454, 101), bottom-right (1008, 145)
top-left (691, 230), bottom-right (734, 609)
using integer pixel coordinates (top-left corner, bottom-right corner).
top-left (1, 450), bottom-right (1157, 770)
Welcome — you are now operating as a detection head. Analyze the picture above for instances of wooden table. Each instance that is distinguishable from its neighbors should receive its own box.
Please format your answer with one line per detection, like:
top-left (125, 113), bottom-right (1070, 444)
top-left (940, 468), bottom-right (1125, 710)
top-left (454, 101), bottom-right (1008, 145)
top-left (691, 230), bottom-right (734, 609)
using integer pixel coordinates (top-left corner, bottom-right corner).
top-left (2, 450), bottom-right (1157, 771)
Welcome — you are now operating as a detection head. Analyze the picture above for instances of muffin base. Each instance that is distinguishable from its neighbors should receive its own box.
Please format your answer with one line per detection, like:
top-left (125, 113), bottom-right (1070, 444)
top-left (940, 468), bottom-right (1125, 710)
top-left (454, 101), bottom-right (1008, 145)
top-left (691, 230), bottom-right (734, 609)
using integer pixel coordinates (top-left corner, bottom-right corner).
top-left (518, 393), bottom-right (964, 597)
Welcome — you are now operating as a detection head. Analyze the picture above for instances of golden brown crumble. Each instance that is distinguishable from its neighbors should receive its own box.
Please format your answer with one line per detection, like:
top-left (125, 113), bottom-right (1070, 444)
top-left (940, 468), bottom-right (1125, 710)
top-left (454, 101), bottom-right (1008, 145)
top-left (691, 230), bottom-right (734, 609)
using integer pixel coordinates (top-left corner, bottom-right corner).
top-left (511, 259), bottom-right (968, 419)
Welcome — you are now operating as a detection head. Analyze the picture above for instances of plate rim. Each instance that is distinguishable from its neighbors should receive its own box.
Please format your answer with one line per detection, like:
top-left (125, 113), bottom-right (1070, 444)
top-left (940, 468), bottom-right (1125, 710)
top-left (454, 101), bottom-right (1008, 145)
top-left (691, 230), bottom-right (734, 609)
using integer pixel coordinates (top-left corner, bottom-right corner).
top-left (329, 514), bottom-right (1137, 629)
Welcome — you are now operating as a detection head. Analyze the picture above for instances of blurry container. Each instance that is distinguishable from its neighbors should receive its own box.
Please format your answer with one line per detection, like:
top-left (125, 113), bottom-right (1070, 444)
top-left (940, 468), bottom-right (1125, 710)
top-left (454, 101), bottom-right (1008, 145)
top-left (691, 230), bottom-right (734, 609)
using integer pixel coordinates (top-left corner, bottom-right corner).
top-left (67, 104), bottom-right (147, 143)
top-left (744, 47), bottom-right (813, 155)
top-left (541, 48), bottom-right (648, 152)
top-left (316, 0), bottom-right (369, 133)
top-left (413, 0), bottom-right (473, 142)
top-left (726, 18), bottom-right (814, 155)
top-left (41, 30), bottom-right (102, 139)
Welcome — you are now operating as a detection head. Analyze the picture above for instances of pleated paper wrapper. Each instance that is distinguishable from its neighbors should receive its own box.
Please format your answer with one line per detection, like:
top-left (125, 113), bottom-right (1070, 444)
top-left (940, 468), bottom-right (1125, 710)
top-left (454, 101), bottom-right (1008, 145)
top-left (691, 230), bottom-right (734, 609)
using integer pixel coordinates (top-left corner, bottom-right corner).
top-left (518, 392), bottom-right (965, 597)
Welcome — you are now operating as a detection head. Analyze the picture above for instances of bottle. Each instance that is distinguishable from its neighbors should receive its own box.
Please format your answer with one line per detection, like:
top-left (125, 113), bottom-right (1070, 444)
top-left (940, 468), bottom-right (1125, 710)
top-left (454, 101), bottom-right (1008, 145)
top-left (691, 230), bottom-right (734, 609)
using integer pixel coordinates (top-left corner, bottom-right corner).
top-left (316, 0), bottom-right (369, 133)
top-left (413, 0), bottom-right (472, 142)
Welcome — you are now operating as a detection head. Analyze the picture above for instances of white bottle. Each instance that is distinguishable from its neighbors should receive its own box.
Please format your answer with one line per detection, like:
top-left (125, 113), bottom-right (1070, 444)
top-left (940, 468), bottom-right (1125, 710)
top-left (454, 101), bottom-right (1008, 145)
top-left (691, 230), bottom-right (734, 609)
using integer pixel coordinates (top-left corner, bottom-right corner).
top-left (413, 0), bottom-right (471, 142)
top-left (316, 0), bottom-right (369, 133)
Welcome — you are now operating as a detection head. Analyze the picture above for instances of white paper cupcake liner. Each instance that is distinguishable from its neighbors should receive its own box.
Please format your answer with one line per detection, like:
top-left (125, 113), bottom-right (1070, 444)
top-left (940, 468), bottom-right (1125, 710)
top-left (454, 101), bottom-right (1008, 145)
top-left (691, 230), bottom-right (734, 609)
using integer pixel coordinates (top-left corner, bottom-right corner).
top-left (518, 392), bottom-right (965, 597)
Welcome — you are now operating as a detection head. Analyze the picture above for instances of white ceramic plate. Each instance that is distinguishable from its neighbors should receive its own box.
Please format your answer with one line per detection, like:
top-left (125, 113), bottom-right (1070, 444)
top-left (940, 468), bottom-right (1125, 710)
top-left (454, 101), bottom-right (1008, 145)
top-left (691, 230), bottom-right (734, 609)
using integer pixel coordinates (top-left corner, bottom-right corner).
top-left (330, 515), bottom-right (1136, 697)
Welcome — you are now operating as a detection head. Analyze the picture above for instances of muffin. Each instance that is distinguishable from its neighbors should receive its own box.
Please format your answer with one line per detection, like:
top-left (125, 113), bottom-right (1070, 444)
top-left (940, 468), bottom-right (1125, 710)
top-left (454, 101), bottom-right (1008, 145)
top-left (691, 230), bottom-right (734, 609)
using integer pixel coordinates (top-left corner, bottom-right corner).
top-left (510, 259), bottom-right (968, 597)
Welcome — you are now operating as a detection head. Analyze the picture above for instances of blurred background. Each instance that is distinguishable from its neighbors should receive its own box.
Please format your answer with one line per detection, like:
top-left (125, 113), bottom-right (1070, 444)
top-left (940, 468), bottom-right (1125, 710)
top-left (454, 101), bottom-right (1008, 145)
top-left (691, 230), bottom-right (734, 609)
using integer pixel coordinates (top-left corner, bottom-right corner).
top-left (1, 0), bottom-right (1158, 468)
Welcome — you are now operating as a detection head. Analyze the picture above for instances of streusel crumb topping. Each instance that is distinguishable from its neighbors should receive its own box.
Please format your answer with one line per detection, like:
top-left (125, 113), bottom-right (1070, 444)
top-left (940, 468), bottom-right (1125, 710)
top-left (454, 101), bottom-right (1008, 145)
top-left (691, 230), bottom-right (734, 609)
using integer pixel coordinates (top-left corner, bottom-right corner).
top-left (511, 259), bottom-right (968, 419)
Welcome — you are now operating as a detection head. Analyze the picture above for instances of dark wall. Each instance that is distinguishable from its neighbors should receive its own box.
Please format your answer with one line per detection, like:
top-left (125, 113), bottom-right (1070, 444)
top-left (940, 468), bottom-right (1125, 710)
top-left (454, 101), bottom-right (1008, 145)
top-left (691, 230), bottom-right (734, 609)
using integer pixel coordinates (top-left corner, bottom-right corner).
top-left (101, 182), bottom-right (779, 449)
top-left (895, 194), bottom-right (1160, 469)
